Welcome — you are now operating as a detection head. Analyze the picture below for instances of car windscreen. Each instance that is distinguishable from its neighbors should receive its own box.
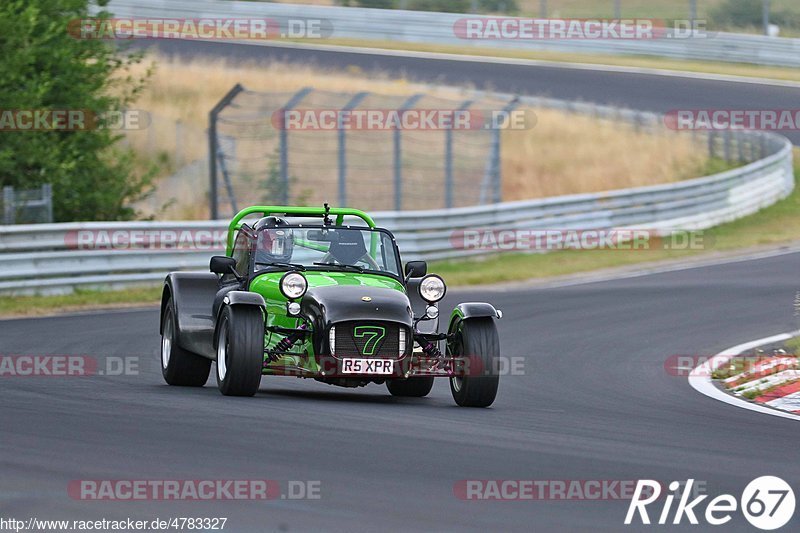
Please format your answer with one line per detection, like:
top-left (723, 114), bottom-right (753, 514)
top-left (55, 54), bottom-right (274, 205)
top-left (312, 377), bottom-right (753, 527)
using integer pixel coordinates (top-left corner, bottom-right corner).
top-left (253, 226), bottom-right (402, 277)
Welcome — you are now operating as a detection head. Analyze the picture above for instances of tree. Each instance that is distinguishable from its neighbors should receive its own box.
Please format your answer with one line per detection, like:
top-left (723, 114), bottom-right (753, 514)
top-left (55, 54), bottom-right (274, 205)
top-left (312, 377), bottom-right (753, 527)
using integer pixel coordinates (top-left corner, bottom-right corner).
top-left (0, 0), bottom-right (153, 222)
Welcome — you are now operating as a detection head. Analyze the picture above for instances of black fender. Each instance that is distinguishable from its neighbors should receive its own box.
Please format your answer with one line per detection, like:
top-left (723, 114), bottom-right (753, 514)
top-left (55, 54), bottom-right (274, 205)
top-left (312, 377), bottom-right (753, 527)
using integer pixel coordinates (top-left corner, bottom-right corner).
top-left (161, 273), bottom-right (219, 359)
top-left (447, 302), bottom-right (502, 334)
top-left (211, 291), bottom-right (266, 351)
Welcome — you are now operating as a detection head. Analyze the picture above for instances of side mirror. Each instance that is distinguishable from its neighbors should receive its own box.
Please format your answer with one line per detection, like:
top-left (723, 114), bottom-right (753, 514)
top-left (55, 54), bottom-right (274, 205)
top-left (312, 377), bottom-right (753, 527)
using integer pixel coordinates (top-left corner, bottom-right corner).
top-left (210, 256), bottom-right (237, 275)
top-left (404, 261), bottom-right (427, 279)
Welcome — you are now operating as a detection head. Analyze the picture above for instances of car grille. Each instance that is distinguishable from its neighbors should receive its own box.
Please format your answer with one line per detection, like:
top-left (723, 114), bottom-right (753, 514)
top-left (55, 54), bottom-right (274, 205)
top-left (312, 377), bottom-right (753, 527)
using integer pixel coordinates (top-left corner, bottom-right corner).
top-left (331, 321), bottom-right (404, 358)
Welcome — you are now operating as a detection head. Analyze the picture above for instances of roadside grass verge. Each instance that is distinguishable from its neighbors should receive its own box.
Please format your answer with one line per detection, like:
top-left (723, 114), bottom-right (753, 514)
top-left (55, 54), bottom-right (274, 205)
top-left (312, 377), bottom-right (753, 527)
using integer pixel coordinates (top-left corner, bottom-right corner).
top-left (0, 286), bottom-right (162, 318)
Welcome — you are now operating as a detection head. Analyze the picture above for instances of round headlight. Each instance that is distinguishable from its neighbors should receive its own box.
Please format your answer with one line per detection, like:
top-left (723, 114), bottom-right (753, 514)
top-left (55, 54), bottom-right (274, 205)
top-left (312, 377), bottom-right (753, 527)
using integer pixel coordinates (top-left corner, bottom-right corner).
top-left (419, 274), bottom-right (446, 303)
top-left (280, 271), bottom-right (307, 300)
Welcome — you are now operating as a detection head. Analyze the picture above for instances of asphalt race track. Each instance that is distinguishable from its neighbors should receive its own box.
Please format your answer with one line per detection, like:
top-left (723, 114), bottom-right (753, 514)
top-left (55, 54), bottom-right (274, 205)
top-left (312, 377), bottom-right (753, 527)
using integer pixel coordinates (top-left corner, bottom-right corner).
top-left (2, 252), bottom-right (799, 531)
top-left (137, 39), bottom-right (800, 145)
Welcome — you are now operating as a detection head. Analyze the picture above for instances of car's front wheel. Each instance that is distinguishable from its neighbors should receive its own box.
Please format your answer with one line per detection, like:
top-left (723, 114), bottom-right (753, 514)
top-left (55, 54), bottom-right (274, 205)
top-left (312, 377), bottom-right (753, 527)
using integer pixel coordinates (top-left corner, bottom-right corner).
top-left (449, 318), bottom-right (499, 407)
top-left (386, 376), bottom-right (434, 397)
top-left (161, 298), bottom-right (211, 387)
top-left (215, 305), bottom-right (265, 397)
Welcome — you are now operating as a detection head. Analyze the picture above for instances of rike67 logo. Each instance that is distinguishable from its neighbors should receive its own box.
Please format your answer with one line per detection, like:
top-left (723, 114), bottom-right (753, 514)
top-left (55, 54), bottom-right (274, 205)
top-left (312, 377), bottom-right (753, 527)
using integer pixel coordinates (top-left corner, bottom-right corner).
top-left (625, 477), bottom-right (795, 530)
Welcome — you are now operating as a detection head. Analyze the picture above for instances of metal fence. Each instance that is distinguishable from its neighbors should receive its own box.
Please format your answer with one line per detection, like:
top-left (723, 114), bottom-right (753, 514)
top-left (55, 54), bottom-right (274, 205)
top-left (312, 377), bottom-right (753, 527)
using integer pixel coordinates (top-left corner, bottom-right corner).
top-left (0, 95), bottom-right (793, 294)
top-left (1, 185), bottom-right (53, 225)
top-left (105, 0), bottom-right (800, 68)
top-left (208, 85), bottom-right (508, 219)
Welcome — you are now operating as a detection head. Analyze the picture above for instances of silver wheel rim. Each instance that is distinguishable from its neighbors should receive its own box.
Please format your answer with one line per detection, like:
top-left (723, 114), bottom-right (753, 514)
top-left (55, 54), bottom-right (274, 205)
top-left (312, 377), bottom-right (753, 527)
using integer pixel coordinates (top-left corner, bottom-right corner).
top-left (217, 321), bottom-right (228, 381)
top-left (161, 312), bottom-right (173, 369)
top-left (451, 376), bottom-right (463, 392)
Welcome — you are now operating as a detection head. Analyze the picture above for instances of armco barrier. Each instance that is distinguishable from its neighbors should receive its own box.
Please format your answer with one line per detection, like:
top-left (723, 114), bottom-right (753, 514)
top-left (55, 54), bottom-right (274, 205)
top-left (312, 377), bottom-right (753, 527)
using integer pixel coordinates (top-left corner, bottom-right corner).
top-left (103, 0), bottom-right (800, 68)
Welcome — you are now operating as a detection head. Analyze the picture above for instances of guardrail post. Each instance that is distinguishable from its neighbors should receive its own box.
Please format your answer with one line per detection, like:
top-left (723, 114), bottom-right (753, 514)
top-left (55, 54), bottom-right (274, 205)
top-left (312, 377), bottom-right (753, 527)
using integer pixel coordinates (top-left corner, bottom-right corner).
top-left (3, 186), bottom-right (15, 225)
top-left (723, 130), bottom-right (732, 163)
top-left (217, 135), bottom-right (239, 216)
top-left (42, 183), bottom-right (53, 223)
top-left (736, 131), bottom-right (746, 163)
top-left (338, 91), bottom-right (369, 207)
top-left (446, 99), bottom-right (473, 209)
top-left (394, 94), bottom-right (424, 211)
top-left (209, 83), bottom-right (244, 220)
top-left (279, 87), bottom-right (314, 205)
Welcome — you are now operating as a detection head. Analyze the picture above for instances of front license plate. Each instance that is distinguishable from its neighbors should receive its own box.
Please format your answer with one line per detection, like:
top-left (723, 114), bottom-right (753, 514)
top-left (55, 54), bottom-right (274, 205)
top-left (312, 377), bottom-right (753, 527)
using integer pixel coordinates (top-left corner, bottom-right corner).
top-left (340, 358), bottom-right (394, 374)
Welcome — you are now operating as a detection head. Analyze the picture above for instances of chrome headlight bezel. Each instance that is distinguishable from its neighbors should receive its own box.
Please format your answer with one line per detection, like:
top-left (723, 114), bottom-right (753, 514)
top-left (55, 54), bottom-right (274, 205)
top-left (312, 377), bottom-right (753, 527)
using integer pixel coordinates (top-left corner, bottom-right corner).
top-left (280, 271), bottom-right (308, 300)
top-left (418, 274), bottom-right (446, 303)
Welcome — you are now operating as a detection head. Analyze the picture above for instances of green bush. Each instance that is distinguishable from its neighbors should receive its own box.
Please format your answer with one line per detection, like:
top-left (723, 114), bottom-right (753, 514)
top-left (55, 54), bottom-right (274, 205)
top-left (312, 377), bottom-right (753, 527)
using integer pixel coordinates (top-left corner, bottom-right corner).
top-left (341, 0), bottom-right (518, 14)
top-left (0, 0), bottom-right (153, 222)
top-left (710, 0), bottom-right (799, 30)
top-left (710, 0), bottom-right (764, 27)
top-left (478, 0), bottom-right (520, 14)
top-left (408, 0), bottom-right (469, 13)
top-left (350, 0), bottom-right (397, 9)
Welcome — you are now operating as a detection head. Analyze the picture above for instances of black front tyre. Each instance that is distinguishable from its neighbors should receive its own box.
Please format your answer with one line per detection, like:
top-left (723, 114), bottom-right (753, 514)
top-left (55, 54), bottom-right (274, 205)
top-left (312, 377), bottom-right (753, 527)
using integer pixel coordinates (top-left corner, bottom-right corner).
top-left (215, 305), bottom-right (265, 397)
top-left (387, 376), bottom-right (435, 397)
top-left (161, 299), bottom-right (211, 387)
top-left (449, 318), bottom-right (500, 407)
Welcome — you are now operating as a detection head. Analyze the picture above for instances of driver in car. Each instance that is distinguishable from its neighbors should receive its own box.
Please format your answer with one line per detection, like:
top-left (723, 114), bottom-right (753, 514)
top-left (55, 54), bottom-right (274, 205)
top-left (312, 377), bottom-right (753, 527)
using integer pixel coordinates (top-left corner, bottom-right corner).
top-left (254, 216), bottom-right (295, 265)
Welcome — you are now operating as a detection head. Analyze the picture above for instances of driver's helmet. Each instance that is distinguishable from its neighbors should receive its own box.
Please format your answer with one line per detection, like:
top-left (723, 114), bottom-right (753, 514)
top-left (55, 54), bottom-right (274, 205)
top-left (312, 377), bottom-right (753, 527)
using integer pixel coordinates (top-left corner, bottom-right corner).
top-left (254, 216), bottom-right (294, 263)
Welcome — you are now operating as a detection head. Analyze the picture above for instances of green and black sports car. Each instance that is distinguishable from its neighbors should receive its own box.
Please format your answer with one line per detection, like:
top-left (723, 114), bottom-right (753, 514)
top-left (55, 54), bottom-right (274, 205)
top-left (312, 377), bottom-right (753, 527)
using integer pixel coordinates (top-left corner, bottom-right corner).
top-left (159, 205), bottom-right (502, 407)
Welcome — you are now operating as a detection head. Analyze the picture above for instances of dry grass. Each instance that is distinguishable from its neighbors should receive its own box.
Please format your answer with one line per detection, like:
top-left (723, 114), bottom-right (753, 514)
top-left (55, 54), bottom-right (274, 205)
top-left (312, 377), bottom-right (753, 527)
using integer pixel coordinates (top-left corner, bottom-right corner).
top-left (502, 109), bottom-right (707, 199)
top-left (126, 53), bottom-right (714, 219)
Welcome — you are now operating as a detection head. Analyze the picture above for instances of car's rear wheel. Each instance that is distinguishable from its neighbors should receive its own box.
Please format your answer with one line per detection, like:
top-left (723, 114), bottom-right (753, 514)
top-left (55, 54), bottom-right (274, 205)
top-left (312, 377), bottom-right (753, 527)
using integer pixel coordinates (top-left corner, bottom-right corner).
top-left (449, 318), bottom-right (499, 407)
top-left (161, 299), bottom-right (211, 387)
top-left (386, 376), bottom-right (434, 397)
top-left (216, 305), bottom-right (264, 397)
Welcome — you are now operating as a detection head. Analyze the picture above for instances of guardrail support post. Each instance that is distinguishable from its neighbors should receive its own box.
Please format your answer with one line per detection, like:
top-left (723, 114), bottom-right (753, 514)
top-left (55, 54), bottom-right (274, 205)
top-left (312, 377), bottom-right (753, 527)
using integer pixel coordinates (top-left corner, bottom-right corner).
top-left (3, 186), bottom-right (14, 225)
top-left (446, 99), bottom-right (473, 209)
top-left (724, 130), bottom-right (732, 163)
top-left (279, 87), bottom-right (314, 205)
top-left (338, 91), bottom-right (369, 207)
top-left (394, 94), bottom-right (424, 211)
top-left (209, 83), bottom-right (244, 220)
top-left (42, 183), bottom-right (53, 223)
